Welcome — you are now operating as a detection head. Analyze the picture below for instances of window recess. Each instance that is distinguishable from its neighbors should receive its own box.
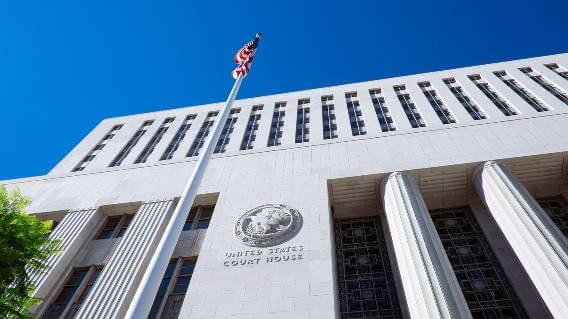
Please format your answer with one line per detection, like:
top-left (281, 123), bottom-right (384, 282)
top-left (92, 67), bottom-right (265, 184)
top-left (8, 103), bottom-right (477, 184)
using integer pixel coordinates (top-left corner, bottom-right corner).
top-left (369, 89), bottom-right (396, 132)
top-left (394, 85), bottom-right (426, 128)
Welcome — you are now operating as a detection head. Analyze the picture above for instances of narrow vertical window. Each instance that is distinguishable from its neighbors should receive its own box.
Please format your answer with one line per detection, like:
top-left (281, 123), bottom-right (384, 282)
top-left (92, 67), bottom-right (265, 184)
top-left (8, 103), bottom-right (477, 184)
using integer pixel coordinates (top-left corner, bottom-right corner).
top-left (240, 105), bottom-right (263, 150)
top-left (418, 82), bottom-right (456, 124)
top-left (160, 114), bottom-right (197, 160)
top-left (213, 108), bottom-right (239, 154)
top-left (321, 95), bottom-right (338, 140)
top-left (442, 78), bottom-right (486, 120)
top-left (431, 207), bottom-right (528, 318)
top-left (94, 214), bottom-right (135, 240)
top-left (295, 98), bottom-right (310, 143)
top-left (394, 85), bottom-right (426, 128)
top-left (268, 102), bottom-right (286, 147)
top-left (134, 117), bottom-right (175, 164)
top-left (494, 71), bottom-right (548, 112)
top-left (468, 74), bottom-right (517, 116)
top-left (109, 120), bottom-right (154, 167)
top-left (187, 112), bottom-right (218, 157)
top-left (345, 92), bottom-right (367, 135)
top-left (41, 266), bottom-right (103, 319)
top-left (545, 63), bottom-right (568, 80)
top-left (147, 260), bottom-right (177, 319)
top-left (519, 67), bottom-right (568, 105)
top-left (369, 89), bottom-right (396, 131)
top-left (73, 124), bottom-right (123, 172)
top-left (183, 205), bottom-right (215, 231)
top-left (335, 218), bottom-right (403, 318)
top-left (69, 267), bottom-right (103, 317)
top-left (148, 258), bottom-right (196, 319)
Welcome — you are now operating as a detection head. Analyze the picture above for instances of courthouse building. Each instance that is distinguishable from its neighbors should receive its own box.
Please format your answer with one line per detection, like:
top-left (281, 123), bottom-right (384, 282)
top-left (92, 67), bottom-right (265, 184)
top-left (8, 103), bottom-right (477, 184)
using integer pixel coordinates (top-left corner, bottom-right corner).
top-left (4, 53), bottom-right (568, 319)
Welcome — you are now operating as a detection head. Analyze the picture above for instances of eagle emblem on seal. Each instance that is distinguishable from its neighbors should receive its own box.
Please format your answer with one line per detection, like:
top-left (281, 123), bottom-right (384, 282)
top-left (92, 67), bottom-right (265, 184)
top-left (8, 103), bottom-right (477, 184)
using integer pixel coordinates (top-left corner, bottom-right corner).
top-left (235, 204), bottom-right (302, 247)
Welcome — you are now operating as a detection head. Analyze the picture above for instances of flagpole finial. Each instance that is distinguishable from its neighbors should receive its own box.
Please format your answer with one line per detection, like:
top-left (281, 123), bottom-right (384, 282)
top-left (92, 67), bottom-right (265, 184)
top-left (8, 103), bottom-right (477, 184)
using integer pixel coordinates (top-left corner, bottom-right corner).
top-left (256, 33), bottom-right (262, 39)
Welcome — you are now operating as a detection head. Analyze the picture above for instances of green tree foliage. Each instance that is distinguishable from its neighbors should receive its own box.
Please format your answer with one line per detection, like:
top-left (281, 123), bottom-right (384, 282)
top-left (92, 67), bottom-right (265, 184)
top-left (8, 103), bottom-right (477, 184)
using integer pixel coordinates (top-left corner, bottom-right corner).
top-left (0, 186), bottom-right (60, 319)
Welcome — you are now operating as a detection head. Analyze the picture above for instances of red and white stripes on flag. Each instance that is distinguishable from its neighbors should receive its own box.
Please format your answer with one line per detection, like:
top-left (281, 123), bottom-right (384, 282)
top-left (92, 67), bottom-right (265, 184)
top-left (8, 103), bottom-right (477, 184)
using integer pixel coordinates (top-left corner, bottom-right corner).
top-left (232, 39), bottom-right (257, 79)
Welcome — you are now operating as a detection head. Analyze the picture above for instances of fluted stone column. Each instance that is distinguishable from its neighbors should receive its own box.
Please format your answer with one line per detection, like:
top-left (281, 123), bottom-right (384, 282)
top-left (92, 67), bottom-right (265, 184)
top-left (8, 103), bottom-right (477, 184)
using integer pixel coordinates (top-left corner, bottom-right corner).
top-left (381, 172), bottom-right (471, 319)
top-left (75, 199), bottom-right (175, 319)
top-left (30, 208), bottom-right (102, 301)
top-left (474, 161), bottom-right (568, 317)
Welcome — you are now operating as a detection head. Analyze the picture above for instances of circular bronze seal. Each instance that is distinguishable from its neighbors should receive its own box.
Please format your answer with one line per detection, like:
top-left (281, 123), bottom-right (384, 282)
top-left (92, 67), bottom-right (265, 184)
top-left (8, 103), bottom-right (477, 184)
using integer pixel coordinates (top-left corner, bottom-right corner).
top-left (234, 204), bottom-right (303, 247)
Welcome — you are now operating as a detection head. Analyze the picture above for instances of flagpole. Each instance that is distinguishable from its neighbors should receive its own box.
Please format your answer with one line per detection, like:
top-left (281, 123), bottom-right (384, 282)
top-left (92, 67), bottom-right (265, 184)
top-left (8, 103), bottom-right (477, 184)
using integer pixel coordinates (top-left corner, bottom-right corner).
top-left (125, 72), bottom-right (244, 318)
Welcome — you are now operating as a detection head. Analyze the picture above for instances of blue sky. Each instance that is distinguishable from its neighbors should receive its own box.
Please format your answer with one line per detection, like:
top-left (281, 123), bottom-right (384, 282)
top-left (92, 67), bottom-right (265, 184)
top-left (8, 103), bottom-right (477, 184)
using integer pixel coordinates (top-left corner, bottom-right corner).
top-left (1, 0), bottom-right (567, 180)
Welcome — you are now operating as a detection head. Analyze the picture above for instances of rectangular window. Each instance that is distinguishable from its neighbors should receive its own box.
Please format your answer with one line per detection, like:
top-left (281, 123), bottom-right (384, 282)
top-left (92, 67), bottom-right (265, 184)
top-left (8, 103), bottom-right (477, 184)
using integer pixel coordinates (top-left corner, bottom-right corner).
top-left (418, 82), bottom-right (456, 124)
top-left (267, 102), bottom-right (286, 147)
top-left (442, 78), bottom-right (486, 120)
top-left (67, 267), bottom-right (103, 317)
top-left (183, 206), bottom-right (215, 230)
top-left (519, 67), bottom-right (568, 105)
top-left (148, 258), bottom-right (196, 319)
top-left (321, 95), bottom-right (338, 140)
top-left (537, 197), bottom-right (568, 237)
top-left (134, 117), bottom-right (175, 164)
top-left (334, 218), bottom-right (402, 318)
top-left (183, 205), bottom-right (215, 231)
top-left (545, 63), bottom-right (568, 80)
top-left (73, 124), bottom-right (123, 172)
top-left (295, 99), bottom-right (310, 143)
top-left (240, 105), bottom-right (263, 150)
top-left (148, 260), bottom-right (176, 319)
top-left (41, 266), bottom-right (103, 319)
top-left (160, 114), bottom-right (197, 160)
top-left (394, 85), bottom-right (426, 128)
top-left (468, 74), bottom-right (517, 116)
top-left (369, 89), bottom-right (396, 132)
top-left (109, 120), bottom-right (154, 167)
top-left (494, 71), bottom-right (548, 112)
top-left (94, 214), bottom-right (135, 240)
top-left (182, 208), bottom-right (198, 231)
top-left (214, 109), bottom-right (240, 153)
top-left (430, 207), bottom-right (528, 318)
top-left (116, 214), bottom-right (134, 238)
top-left (345, 92), bottom-right (367, 136)
top-left (187, 112), bottom-right (218, 157)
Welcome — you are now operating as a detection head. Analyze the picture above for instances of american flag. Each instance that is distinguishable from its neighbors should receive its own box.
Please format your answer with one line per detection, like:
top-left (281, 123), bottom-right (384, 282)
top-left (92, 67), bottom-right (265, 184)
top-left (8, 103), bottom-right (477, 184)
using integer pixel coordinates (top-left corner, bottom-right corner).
top-left (232, 34), bottom-right (261, 79)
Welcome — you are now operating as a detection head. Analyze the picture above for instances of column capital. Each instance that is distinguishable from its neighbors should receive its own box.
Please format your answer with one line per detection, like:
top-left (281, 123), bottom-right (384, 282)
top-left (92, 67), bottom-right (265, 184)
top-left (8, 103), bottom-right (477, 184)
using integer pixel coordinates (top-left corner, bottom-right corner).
top-left (384, 171), bottom-right (404, 182)
top-left (482, 160), bottom-right (499, 169)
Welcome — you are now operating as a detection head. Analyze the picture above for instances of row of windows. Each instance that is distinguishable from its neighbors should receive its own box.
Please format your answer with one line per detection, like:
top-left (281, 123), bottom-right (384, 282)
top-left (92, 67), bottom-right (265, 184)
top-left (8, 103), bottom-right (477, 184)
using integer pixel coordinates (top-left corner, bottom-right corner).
top-left (72, 125), bottom-right (122, 172)
top-left (75, 63), bottom-right (568, 171)
top-left (335, 196), bottom-right (568, 319)
top-left (40, 196), bottom-right (568, 318)
top-left (42, 258), bottom-right (196, 319)
top-left (41, 206), bottom-right (214, 318)
top-left (41, 266), bottom-right (103, 319)
top-left (93, 206), bottom-right (213, 241)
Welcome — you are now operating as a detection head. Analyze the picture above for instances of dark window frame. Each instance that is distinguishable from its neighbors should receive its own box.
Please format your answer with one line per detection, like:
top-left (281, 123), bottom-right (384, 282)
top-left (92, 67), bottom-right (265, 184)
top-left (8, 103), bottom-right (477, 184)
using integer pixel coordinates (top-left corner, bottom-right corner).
top-left (41, 265), bottom-right (103, 319)
top-left (148, 257), bottom-right (196, 319)
top-left (93, 214), bottom-right (135, 240)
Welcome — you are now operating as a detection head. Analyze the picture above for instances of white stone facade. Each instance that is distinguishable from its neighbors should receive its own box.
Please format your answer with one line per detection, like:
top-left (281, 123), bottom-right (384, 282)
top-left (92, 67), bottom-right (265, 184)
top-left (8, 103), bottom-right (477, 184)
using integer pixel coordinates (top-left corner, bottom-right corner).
top-left (3, 53), bottom-right (568, 318)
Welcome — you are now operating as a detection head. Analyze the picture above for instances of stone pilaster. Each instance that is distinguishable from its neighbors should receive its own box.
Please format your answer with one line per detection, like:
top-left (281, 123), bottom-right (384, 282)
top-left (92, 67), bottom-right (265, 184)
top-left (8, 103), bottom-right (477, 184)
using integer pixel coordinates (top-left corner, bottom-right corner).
top-left (381, 172), bottom-right (471, 319)
top-left (75, 199), bottom-right (175, 319)
top-left (30, 208), bottom-right (102, 301)
top-left (474, 160), bottom-right (568, 318)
